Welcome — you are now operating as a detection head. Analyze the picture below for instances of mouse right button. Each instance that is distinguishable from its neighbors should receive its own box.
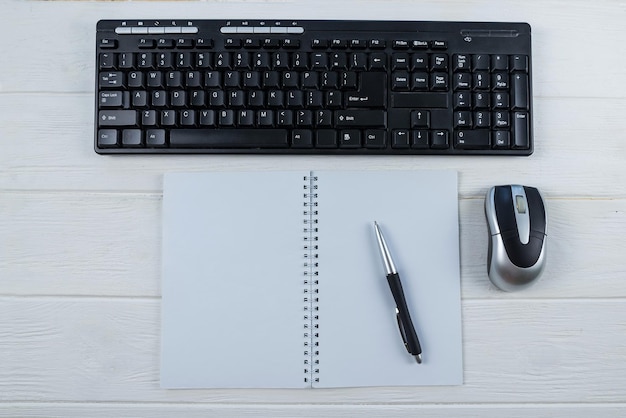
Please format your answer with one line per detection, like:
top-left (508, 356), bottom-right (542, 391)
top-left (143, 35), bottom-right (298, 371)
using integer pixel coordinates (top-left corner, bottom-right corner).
top-left (524, 186), bottom-right (547, 235)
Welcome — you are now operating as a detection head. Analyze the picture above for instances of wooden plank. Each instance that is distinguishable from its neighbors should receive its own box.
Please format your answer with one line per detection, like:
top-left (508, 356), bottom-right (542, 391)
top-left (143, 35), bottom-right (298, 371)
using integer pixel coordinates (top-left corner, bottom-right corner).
top-left (1, 1), bottom-right (625, 98)
top-left (1, 193), bottom-right (624, 298)
top-left (0, 297), bottom-right (625, 403)
top-left (1, 403), bottom-right (626, 418)
top-left (0, 192), bottom-right (161, 297)
top-left (0, 95), bottom-right (625, 196)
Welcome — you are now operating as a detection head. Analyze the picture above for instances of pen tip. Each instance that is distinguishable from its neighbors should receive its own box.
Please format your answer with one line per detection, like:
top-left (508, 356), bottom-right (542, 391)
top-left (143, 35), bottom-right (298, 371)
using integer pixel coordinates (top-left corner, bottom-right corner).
top-left (415, 354), bottom-right (422, 364)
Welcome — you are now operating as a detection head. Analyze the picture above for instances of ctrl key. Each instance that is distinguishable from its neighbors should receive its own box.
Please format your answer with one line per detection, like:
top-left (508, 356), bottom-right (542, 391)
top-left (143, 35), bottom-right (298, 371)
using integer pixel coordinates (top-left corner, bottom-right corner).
top-left (97, 129), bottom-right (118, 147)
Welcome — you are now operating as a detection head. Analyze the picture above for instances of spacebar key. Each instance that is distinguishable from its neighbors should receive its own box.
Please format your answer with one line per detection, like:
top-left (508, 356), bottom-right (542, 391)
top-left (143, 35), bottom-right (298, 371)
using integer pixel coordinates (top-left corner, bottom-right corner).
top-left (170, 129), bottom-right (289, 148)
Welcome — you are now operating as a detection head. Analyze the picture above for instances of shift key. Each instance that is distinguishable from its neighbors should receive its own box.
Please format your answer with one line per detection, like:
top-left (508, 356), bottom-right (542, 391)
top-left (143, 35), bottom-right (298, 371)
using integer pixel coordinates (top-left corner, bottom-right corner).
top-left (98, 110), bottom-right (138, 127)
top-left (335, 110), bottom-right (386, 127)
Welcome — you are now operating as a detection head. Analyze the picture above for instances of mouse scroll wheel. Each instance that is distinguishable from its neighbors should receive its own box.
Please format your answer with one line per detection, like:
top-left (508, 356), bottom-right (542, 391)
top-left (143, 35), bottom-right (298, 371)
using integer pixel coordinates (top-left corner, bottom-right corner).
top-left (515, 195), bottom-right (527, 214)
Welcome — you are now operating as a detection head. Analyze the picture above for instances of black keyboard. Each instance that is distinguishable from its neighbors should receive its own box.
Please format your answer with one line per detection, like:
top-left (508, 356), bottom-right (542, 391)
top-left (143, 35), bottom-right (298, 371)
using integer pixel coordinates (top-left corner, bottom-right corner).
top-left (95, 20), bottom-right (533, 155)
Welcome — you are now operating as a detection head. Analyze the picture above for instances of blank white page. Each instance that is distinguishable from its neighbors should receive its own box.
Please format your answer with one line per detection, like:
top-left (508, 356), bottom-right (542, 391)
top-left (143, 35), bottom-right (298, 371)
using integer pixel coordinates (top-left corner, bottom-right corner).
top-left (161, 172), bottom-right (308, 388)
top-left (314, 170), bottom-right (462, 387)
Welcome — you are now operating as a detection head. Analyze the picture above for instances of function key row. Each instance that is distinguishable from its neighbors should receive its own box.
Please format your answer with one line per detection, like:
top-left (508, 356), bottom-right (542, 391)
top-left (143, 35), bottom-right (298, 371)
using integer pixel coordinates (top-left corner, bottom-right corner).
top-left (99, 37), bottom-right (213, 50)
top-left (100, 37), bottom-right (450, 51)
top-left (309, 39), bottom-right (447, 50)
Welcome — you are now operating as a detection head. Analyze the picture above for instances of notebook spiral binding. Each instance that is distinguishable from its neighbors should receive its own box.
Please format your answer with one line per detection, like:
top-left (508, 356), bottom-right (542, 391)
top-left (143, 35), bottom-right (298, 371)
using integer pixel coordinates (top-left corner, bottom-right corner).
top-left (303, 173), bottom-right (320, 384)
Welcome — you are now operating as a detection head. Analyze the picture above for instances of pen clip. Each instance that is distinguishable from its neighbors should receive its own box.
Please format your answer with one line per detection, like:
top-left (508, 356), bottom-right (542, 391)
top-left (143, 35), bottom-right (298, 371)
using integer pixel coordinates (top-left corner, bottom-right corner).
top-left (395, 308), bottom-right (410, 351)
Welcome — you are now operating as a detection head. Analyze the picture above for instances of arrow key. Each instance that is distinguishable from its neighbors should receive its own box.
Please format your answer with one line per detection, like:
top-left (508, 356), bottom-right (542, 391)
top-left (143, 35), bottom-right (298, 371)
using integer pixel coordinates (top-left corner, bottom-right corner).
top-left (410, 110), bottom-right (430, 128)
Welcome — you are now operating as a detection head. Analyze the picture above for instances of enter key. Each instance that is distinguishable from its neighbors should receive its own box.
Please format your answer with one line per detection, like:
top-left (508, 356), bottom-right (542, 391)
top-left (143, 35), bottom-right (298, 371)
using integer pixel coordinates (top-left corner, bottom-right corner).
top-left (344, 73), bottom-right (387, 108)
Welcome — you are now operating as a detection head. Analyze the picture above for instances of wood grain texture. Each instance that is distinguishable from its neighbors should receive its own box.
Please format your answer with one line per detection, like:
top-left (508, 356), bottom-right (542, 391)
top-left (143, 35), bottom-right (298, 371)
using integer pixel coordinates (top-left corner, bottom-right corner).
top-left (2, 0), bottom-right (626, 415)
top-left (1, 194), bottom-right (625, 298)
top-left (1, 298), bottom-right (626, 404)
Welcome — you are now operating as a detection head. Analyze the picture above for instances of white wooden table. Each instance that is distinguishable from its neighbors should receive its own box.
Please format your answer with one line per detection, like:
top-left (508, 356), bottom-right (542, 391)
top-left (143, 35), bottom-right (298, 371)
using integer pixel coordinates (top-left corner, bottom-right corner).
top-left (1, 0), bottom-right (626, 416)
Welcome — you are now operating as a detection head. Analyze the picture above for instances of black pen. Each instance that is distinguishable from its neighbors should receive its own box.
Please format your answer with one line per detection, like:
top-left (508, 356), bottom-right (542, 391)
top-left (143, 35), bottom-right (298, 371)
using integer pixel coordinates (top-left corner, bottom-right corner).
top-left (373, 221), bottom-right (423, 364)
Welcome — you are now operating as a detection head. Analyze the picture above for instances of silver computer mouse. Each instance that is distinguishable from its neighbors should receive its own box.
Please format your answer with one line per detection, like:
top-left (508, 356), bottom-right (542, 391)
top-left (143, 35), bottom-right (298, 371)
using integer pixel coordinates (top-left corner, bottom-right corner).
top-left (485, 185), bottom-right (547, 291)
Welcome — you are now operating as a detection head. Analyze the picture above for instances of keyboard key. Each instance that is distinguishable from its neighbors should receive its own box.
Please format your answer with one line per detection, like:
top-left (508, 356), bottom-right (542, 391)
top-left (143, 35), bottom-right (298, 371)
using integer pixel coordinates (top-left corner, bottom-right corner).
top-left (335, 110), bottom-right (386, 127)
top-left (430, 54), bottom-right (448, 71)
top-left (392, 72), bottom-right (410, 91)
top-left (411, 40), bottom-right (428, 50)
top-left (98, 110), bottom-right (137, 126)
top-left (512, 112), bottom-right (530, 149)
top-left (99, 53), bottom-right (116, 69)
top-left (392, 130), bottom-right (409, 148)
top-left (393, 40), bottom-right (409, 49)
top-left (330, 39), bottom-right (348, 49)
top-left (472, 54), bottom-right (490, 71)
top-left (311, 39), bottom-right (329, 49)
top-left (364, 130), bottom-right (386, 148)
top-left (292, 130), bottom-right (313, 148)
top-left (122, 129), bottom-right (142, 146)
top-left (99, 71), bottom-right (124, 88)
top-left (511, 73), bottom-right (529, 110)
top-left (99, 91), bottom-right (123, 108)
top-left (493, 130), bottom-right (510, 149)
top-left (411, 130), bottom-right (429, 148)
top-left (369, 39), bottom-right (386, 49)
top-left (431, 40), bottom-right (447, 49)
top-left (177, 38), bottom-right (194, 48)
top-left (146, 129), bottom-right (166, 147)
top-left (344, 72), bottom-right (386, 107)
top-left (410, 110), bottom-right (430, 128)
top-left (339, 130), bottom-right (361, 148)
top-left (157, 38), bottom-right (175, 49)
top-left (97, 129), bottom-right (118, 147)
top-left (430, 130), bottom-right (449, 149)
top-left (369, 53), bottom-right (387, 70)
top-left (196, 38), bottom-right (213, 49)
top-left (430, 73), bottom-right (448, 90)
top-left (392, 54), bottom-right (410, 70)
top-left (511, 55), bottom-right (528, 72)
top-left (224, 38), bottom-right (241, 48)
top-left (454, 130), bottom-right (490, 149)
top-left (138, 38), bottom-right (156, 49)
top-left (316, 130), bottom-right (337, 148)
top-left (282, 38), bottom-right (300, 49)
top-left (99, 38), bottom-right (117, 49)
top-left (170, 129), bottom-right (289, 148)
top-left (453, 54), bottom-right (469, 71)
top-left (453, 111), bottom-right (471, 128)
top-left (491, 54), bottom-right (508, 71)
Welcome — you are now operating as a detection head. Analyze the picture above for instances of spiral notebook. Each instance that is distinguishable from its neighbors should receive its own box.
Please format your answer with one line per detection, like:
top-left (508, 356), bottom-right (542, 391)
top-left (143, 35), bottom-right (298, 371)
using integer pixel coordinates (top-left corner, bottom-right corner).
top-left (161, 170), bottom-right (462, 388)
